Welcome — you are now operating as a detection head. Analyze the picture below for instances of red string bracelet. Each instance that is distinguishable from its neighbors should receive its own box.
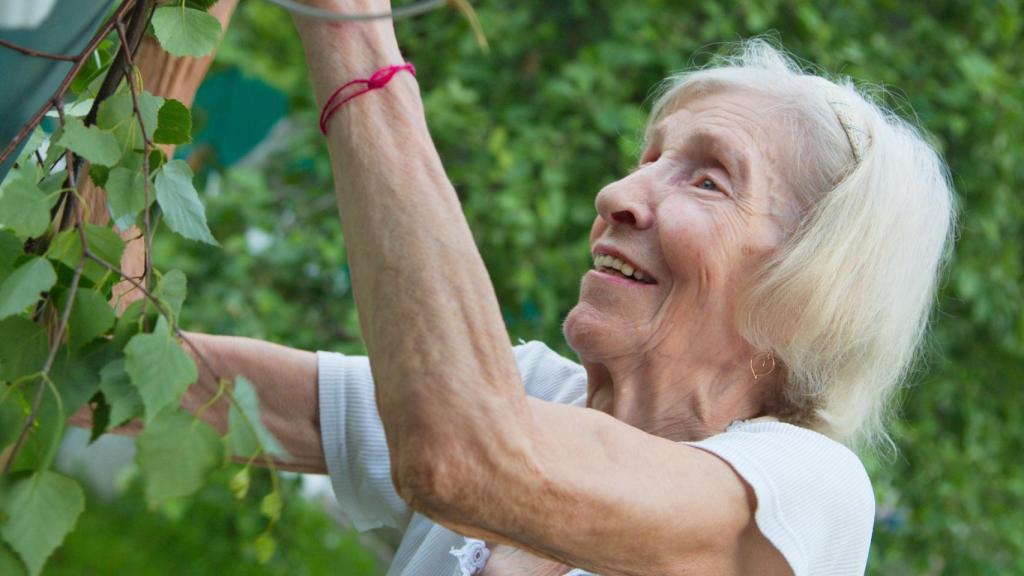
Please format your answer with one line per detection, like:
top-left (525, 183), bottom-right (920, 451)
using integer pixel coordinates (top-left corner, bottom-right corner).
top-left (319, 62), bottom-right (416, 134)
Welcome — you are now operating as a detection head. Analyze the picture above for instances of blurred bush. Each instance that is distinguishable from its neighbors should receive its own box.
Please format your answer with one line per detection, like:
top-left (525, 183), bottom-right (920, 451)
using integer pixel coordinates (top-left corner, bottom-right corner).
top-left (47, 467), bottom-right (381, 575)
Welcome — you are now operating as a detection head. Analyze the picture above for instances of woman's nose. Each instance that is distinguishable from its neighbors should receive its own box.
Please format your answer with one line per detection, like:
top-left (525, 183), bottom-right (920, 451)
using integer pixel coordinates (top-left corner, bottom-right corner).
top-left (595, 177), bottom-right (654, 230)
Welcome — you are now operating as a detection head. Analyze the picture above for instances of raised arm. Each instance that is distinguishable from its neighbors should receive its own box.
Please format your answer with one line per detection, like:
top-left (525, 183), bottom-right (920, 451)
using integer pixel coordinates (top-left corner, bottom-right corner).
top-left (291, 3), bottom-right (532, 483)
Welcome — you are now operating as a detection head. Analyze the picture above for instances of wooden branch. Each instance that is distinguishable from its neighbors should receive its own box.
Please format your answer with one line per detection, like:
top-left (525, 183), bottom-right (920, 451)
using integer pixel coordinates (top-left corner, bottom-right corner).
top-left (0, 38), bottom-right (77, 61)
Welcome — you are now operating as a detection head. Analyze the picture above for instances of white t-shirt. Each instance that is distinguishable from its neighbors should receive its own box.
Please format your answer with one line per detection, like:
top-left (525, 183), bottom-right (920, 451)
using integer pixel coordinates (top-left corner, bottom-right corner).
top-left (317, 341), bottom-right (875, 576)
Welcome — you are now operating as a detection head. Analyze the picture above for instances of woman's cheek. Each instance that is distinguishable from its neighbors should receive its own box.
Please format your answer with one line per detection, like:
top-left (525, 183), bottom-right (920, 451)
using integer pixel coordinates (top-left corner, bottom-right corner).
top-left (661, 202), bottom-right (739, 286)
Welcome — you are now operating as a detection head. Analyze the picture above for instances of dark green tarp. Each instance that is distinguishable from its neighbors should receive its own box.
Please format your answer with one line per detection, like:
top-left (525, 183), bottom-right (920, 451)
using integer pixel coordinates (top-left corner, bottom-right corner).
top-left (0, 0), bottom-right (113, 180)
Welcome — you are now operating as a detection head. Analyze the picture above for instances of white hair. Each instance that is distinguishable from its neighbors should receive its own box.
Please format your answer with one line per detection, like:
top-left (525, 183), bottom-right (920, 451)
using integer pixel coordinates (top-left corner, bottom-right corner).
top-left (647, 39), bottom-right (957, 450)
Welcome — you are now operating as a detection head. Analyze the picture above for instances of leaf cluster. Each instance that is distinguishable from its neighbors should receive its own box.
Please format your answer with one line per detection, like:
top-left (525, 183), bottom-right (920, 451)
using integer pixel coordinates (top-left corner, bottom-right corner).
top-left (0, 5), bottom-right (289, 574)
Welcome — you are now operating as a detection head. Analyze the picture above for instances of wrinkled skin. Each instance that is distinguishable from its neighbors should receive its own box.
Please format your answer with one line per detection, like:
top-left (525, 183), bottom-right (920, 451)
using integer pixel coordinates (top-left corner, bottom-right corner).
top-left (564, 88), bottom-right (795, 441)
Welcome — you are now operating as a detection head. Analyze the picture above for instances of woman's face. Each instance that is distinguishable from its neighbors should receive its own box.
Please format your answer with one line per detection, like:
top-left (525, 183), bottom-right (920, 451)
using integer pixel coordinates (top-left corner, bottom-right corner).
top-left (564, 88), bottom-right (797, 366)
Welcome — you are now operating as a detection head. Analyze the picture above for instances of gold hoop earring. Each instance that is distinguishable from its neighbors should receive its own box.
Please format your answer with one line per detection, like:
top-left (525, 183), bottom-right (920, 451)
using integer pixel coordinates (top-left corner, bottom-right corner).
top-left (751, 351), bottom-right (776, 381)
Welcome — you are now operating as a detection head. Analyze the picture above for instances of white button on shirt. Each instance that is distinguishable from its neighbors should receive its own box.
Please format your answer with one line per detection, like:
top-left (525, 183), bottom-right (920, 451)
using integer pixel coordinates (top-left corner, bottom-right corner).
top-left (316, 342), bottom-right (875, 576)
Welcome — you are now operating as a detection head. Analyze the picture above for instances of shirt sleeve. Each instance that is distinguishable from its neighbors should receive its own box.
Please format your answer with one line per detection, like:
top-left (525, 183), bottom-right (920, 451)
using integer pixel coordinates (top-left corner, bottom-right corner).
top-left (685, 421), bottom-right (875, 576)
top-left (316, 341), bottom-right (587, 533)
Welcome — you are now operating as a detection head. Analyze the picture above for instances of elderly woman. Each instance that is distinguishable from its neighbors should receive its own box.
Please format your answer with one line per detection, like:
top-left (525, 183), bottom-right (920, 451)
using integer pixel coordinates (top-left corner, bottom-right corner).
top-left (178, 2), bottom-right (955, 575)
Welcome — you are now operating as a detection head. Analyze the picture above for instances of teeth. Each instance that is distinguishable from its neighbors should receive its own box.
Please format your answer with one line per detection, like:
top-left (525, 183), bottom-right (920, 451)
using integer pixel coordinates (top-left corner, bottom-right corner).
top-left (592, 253), bottom-right (649, 282)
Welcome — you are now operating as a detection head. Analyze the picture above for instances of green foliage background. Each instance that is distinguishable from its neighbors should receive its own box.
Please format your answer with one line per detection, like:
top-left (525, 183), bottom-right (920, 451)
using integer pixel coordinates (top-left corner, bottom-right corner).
top-left (45, 0), bottom-right (1024, 574)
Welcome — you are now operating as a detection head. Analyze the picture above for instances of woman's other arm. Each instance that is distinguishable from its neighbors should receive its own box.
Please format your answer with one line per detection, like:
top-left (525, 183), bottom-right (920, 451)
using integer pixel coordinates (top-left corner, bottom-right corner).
top-left (178, 332), bottom-right (325, 474)
top-left (70, 332), bottom-right (326, 474)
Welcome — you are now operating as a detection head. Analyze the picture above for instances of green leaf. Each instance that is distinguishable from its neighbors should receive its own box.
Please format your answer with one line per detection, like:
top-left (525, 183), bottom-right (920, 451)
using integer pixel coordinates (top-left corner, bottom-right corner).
top-left (0, 471), bottom-right (85, 576)
top-left (0, 175), bottom-right (58, 239)
top-left (82, 224), bottom-right (126, 274)
top-left (14, 129), bottom-right (46, 170)
top-left (135, 408), bottom-right (223, 506)
top-left (3, 390), bottom-right (60, 473)
top-left (0, 391), bottom-right (26, 449)
top-left (185, 0), bottom-right (219, 11)
top-left (148, 148), bottom-right (167, 173)
top-left (56, 117), bottom-right (121, 167)
top-left (50, 340), bottom-right (113, 416)
top-left (154, 98), bottom-right (192, 145)
top-left (45, 224), bottom-right (125, 285)
top-left (37, 170), bottom-right (64, 194)
top-left (111, 298), bottom-right (155, 349)
top-left (253, 532), bottom-right (276, 564)
top-left (104, 166), bottom-right (148, 229)
top-left (97, 90), bottom-right (162, 159)
top-left (69, 36), bottom-right (115, 94)
top-left (229, 376), bottom-right (288, 460)
top-left (228, 466), bottom-right (250, 500)
top-left (0, 258), bottom-right (56, 321)
top-left (0, 316), bottom-right (47, 381)
top-left (0, 540), bottom-right (27, 576)
top-left (66, 290), bottom-right (115, 348)
top-left (155, 160), bottom-right (217, 245)
top-left (151, 6), bottom-right (222, 58)
top-left (88, 164), bottom-right (109, 188)
top-left (99, 358), bottom-right (144, 427)
top-left (259, 491), bottom-right (282, 521)
top-left (42, 130), bottom-right (66, 168)
top-left (124, 316), bottom-right (197, 419)
top-left (0, 230), bottom-right (22, 281)
top-left (156, 269), bottom-right (187, 317)
top-left (46, 99), bottom-right (94, 120)
top-left (42, 229), bottom-right (77, 267)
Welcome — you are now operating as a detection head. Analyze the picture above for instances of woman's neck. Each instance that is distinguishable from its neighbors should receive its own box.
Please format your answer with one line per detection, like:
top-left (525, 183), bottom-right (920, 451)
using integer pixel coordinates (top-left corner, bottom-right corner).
top-left (581, 339), bottom-right (770, 442)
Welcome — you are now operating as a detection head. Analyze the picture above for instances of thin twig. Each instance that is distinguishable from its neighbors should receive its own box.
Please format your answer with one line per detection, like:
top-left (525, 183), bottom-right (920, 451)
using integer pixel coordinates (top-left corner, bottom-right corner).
top-left (0, 38), bottom-right (78, 61)
top-left (0, 0), bottom-right (136, 169)
top-left (2, 245), bottom-right (86, 473)
top-left (115, 21), bottom-right (154, 294)
top-left (55, 104), bottom-right (90, 251)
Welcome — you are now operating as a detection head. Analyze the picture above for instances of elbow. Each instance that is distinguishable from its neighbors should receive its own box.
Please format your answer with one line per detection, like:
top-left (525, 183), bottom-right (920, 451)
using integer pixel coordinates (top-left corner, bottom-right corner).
top-left (389, 399), bottom-right (540, 523)
top-left (393, 445), bottom-right (475, 520)
top-left (392, 430), bottom-right (541, 524)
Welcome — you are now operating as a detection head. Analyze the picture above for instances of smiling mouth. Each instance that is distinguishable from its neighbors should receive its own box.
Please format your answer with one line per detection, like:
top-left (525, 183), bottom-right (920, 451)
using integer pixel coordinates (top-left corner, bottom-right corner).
top-left (592, 253), bottom-right (656, 284)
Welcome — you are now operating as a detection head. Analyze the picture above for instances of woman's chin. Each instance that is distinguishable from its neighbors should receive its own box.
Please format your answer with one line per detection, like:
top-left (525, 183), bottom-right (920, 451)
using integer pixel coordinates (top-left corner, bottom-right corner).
top-left (563, 302), bottom-right (628, 360)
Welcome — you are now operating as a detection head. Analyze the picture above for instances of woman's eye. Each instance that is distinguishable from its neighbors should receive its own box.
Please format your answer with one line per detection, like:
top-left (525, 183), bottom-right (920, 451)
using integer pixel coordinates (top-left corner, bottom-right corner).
top-left (698, 178), bottom-right (718, 191)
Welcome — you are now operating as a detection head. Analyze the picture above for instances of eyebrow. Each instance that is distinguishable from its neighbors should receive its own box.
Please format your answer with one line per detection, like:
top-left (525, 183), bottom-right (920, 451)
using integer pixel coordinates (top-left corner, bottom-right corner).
top-left (648, 122), bottom-right (751, 187)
